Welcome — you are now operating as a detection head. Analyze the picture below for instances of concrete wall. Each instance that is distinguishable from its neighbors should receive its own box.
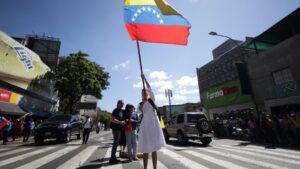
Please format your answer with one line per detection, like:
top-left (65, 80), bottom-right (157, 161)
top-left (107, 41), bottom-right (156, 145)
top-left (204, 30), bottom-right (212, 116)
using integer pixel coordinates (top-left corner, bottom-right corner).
top-left (247, 34), bottom-right (300, 110)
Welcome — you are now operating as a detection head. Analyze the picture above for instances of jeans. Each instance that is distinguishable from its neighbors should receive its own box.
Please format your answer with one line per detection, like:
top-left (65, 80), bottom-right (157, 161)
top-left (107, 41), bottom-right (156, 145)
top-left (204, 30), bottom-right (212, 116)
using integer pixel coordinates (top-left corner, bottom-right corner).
top-left (2, 130), bottom-right (8, 145)
top-left (83, 128), bottom-right (91, 143)
top-left (111, 129), bottom-right (121, 160)
top-left (125, 130), bottom-right (137, 159)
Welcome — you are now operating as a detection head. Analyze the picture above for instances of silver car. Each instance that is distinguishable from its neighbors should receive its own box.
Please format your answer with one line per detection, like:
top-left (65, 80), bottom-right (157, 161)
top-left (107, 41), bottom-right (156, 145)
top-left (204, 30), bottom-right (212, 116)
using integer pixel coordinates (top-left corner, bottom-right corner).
top-left (164, 112), bottom-right (213, 146)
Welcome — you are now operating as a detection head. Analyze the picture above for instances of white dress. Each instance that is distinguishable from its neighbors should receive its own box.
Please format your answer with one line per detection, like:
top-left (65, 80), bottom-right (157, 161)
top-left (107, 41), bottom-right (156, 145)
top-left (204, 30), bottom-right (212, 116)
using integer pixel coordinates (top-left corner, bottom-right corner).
top-left (137, 89), bottom-right (166, 153)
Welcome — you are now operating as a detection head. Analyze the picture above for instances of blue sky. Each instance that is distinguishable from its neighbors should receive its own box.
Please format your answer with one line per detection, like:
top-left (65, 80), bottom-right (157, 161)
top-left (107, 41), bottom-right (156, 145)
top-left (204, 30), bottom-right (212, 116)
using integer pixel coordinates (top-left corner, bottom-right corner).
top-left (0, 0), bottom-right (299, 112)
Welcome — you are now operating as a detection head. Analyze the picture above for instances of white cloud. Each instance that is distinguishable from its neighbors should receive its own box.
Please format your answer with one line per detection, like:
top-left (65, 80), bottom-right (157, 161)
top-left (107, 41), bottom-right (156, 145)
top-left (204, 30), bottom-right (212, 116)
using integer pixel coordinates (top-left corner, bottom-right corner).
top-left (133, 81), bottom-right (142, 88)
top-left (132, 80), bottom-right (173, 92)
top-left (112, 60), bottom-right (130, 70)
top-left (155, 94), bottom-right (168, 102)
top-left (173, 94), bottom-right (188, 101)
top-left (178, 88), bottom-right (199, 95)
top-left (150, 80), bottom-right (173, 92)
top-left (132, 72), bottom-right (200, 106)
top-left (176, 76), bottom-right (198, 88)
top-left (149, 71), bottom-right (171, 80)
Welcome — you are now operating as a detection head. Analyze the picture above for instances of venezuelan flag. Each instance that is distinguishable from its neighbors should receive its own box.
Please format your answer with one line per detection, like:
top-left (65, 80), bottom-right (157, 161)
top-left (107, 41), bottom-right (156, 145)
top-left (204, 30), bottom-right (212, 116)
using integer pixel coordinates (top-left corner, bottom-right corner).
top-left (124, 0), bottom-right (191, 45)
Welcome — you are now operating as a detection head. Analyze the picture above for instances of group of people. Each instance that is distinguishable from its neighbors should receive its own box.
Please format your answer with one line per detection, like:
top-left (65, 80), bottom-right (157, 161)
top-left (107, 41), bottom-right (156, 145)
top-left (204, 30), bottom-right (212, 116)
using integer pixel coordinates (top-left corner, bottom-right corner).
top-left (110, 75), bottom-right (166, 169)
top-left (212, 110), bottom-right (300, 148)
top-left (261, 112), bottom-right (300, 148)
top-left (0, 112), bottom-right (37, 145)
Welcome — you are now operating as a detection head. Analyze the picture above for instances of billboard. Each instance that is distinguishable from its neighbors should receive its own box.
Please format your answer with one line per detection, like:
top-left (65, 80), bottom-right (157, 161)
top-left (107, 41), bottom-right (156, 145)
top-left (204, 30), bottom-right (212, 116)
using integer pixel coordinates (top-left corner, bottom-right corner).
top-left (0, 30), bottom-right (49, 90)
top-left (201, 80), bottom-right (253, 109)
top-left (0, 30), bottom-right (55, 116)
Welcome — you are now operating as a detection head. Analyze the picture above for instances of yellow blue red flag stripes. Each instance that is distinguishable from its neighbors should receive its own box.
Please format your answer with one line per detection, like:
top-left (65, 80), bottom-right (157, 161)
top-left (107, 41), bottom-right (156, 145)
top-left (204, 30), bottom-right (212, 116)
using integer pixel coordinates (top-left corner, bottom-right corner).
top-left (124, 0), bottom-right (191, 45)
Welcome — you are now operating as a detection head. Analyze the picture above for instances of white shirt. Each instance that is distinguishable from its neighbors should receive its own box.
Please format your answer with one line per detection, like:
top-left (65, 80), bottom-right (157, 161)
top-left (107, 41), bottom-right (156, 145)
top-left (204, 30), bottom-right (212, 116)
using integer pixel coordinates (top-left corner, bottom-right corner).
top-left (84, 118), bottom-right (92, 129)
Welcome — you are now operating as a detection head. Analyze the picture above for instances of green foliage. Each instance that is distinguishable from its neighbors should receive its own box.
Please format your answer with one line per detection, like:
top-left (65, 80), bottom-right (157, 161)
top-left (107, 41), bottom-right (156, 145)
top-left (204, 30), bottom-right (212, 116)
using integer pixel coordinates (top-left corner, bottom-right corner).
top-left (44, 51), bottom-right (110, 114)
top-left (98, 110), bottom-right (112, 130)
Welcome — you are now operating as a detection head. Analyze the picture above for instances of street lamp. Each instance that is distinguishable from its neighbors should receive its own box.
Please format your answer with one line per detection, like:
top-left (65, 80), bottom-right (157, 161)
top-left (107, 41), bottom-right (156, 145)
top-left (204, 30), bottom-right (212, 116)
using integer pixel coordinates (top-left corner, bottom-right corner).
top-left (209, 31), bottom-right (241, 47)
top-left (209, 31), bottom-right (259, 116)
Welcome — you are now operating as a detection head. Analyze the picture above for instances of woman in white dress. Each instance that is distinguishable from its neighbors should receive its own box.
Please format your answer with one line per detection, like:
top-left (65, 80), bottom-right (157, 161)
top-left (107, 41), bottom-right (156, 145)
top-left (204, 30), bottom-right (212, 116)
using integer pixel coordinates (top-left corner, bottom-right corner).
top-left (138, 74), bottom-right (166, 169)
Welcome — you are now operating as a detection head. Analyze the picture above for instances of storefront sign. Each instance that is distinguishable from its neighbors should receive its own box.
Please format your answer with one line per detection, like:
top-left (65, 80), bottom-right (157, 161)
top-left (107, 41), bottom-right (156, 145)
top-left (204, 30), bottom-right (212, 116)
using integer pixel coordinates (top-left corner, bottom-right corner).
top-left (201, 80), bottom-right (253, 109)
top-left (206, 86), bottom-right (239, 100)
top-left (0, 89), bottom-right (11, 102)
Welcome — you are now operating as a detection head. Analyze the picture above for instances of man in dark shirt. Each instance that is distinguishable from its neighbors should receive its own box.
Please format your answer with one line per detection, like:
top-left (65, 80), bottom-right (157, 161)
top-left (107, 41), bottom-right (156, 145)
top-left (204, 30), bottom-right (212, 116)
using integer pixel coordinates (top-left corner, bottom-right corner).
top-left (109, 100), bottom-right (125, 164)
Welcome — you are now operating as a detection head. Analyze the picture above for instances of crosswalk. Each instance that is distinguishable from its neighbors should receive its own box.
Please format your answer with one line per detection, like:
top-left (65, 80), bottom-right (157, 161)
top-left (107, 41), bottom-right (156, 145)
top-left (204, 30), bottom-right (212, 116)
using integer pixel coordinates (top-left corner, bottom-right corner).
top-left (0, 133), bottom-right (300, 169)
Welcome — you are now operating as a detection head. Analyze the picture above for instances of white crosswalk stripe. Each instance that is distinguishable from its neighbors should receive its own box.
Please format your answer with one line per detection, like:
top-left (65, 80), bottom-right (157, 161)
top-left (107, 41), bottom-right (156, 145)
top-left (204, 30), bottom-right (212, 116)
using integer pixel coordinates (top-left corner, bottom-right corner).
top-left (220, 145), bottom-right (300, 165)
top-left (160, 148), bottom-right (209, 169)
top-left (245, 145), bottom-right (300, 156)
top-left (102, 147), bottom-right (123, 169)
top-left (0, 148), bottom-right (10, 152)
top-left (16, 146), bottom-right (79, 169)
top-left (139, 156), bottom-right (168, 169)
top-left (57, 145), bottom-right (98, 169)
top-left (0, 146), bottom-right (56, 167)
top-left (184, 150), bottom-right (248, 169)
top-left (1, 133), bottom-right (300, 169)
top-left (224, 145), bottom-right (300, 160)
top-left (67, 130), bottom-right (111, 145)
top-left (0, 147), bottom-right (33, 158)
top-left (199, 148), bottom-right (291, 169)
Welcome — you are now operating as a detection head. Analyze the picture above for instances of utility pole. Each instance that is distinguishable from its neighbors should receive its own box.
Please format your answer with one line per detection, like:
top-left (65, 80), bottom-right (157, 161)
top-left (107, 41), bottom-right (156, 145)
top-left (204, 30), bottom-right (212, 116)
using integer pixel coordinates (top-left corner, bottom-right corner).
top-left (165, 89), bottom-right (173, 121)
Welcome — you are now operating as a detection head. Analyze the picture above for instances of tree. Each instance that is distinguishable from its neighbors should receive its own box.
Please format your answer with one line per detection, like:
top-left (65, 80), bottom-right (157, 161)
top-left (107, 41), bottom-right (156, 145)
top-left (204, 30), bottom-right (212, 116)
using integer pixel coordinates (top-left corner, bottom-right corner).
top-left (44, 51), bottom-right (110, 114)
top-left (97, 110), bottom-right (112, 130)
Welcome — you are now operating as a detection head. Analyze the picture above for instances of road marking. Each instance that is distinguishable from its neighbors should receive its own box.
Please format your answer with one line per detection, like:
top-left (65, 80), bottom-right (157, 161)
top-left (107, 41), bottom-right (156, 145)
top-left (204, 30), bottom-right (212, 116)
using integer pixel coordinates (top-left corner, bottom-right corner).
top-left (219, 145), bottom-right (300, 165)
top-left (98, 137), bottom-right (105, 141)
top-left (0, 148), bottom-right (32, 158)
top-left (225, 145), bottom-right (300, 160)
top-left (0, 147), bottom-right (56, 167)
top-left (101, 147), bottom-right (123, 169)
top-left (200, 148), bottom-right (291, 169)
top-left (184, 150), bottom-right (248, 169)
top-left (160, 148), bottom-right (209, 169)
top-left (16, 146), bottom-right (79, 169)
top-left (57, 145), bottom-right (98, 169)
top-left (245, 145), bottom-right (300, 156)
top-left (0, 148), bottom-right (10, 152)
top-left (67, 131), bottom-right (111, 145)
top-left (139, 156), bottom-right (168, 169)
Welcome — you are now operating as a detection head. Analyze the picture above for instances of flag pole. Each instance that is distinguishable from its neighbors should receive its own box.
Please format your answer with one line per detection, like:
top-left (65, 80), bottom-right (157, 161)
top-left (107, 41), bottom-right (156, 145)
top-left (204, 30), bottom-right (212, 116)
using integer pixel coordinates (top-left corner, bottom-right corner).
top-left (136, 40), bottom-right (146, 90)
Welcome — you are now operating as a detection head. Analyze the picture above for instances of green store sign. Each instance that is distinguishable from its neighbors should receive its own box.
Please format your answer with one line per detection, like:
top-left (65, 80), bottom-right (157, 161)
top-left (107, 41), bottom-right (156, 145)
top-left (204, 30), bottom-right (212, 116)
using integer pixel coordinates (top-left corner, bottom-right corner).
top-left (201, 80), bottom-right (253, 109)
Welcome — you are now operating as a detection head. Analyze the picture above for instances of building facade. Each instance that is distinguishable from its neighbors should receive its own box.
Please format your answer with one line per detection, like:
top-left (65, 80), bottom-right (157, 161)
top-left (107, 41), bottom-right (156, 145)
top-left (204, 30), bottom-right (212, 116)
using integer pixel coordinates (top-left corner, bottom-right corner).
top-left (245, 8), bottom-right (300, 114)
top-left (197, 39), bottom-right (256, 119)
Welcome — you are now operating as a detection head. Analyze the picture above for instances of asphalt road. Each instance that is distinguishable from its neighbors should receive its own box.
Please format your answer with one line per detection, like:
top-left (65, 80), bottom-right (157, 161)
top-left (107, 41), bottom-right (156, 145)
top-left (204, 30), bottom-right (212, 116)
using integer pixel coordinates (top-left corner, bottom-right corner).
top-left (0, 131), bottom-right (300, 169)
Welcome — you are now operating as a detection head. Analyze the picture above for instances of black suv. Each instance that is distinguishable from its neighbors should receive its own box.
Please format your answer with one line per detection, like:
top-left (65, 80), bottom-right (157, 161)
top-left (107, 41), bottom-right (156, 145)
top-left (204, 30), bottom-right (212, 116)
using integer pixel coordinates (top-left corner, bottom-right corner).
top-left (35, 115), bottom-right (82, 144)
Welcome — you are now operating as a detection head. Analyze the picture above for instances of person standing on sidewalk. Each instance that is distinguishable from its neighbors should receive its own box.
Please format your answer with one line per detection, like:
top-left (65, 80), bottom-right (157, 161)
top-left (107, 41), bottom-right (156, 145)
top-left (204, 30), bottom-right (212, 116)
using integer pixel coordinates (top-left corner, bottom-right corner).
top-left (138, 75), bottom-right (166, 169)
top-left (109, 100), bottom-right (126, 164)
top-left (0, 113), bottom-right (11, 145)
top-left (82, 115), bottom-right (93, 144)
top-left (124, 104), bottom-right (140, 162)
top-left (23, 117), bottom-right (32, 142)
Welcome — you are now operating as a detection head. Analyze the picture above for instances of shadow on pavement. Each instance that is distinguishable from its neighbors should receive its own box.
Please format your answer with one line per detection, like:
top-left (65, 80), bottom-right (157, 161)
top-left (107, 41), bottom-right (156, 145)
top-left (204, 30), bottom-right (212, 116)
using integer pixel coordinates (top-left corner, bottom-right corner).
top-left (166, 139), bottom-right (212, 150)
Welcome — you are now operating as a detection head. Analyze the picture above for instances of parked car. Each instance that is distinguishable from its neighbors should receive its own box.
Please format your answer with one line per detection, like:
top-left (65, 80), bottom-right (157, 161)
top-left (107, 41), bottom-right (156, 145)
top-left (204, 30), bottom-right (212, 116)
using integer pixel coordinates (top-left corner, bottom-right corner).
top-left (34, 114), bottom-right (82, 144)
top-left (164, 112), bottom-right (213, 146)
